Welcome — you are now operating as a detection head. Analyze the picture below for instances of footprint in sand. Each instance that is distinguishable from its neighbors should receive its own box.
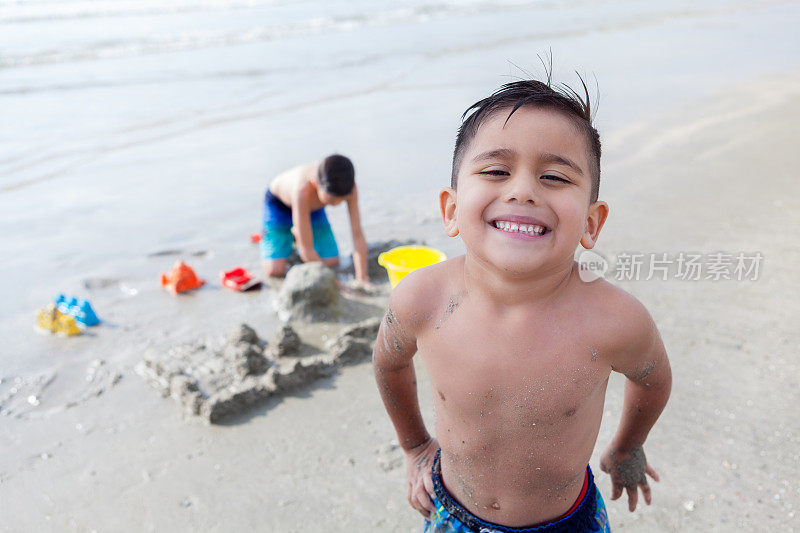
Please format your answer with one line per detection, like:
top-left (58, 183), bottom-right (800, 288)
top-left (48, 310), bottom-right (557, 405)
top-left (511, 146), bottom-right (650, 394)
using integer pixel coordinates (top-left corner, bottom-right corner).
top-left (375, 441), bottom-right (403, 472)
top-left (146, 249), bottom-right (209, 258)
top-left (83, 277), bottom-right (138, 297)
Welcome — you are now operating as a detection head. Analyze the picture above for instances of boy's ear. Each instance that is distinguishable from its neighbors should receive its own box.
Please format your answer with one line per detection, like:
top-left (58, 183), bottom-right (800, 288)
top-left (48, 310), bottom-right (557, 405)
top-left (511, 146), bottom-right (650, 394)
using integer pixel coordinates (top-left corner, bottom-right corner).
top-left (439, 187), bottom-right (459, 237)
top-left (580, 201), bottom-right (609, 249)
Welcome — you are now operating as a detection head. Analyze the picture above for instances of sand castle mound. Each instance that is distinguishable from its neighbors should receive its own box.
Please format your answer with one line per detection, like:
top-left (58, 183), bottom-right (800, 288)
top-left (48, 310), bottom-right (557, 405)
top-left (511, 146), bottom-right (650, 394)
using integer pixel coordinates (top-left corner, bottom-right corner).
top-left (137, 317), bottom-right (381, 424)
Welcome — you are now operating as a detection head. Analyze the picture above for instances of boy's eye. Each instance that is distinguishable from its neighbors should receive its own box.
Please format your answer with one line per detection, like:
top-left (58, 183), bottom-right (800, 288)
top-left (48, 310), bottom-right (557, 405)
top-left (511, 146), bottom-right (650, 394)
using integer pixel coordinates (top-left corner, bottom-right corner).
top-left (479, 170), bottom-right (509, 176)
top-left (541, 175), bottom-right (569, 183)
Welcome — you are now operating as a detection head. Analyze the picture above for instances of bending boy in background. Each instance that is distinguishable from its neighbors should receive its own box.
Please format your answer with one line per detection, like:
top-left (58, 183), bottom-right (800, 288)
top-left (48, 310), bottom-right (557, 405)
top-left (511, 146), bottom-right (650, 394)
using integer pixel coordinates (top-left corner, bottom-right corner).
top-left (261, 154), bottom-right (371, 288)
top-left (373, 79), bottom-right (671, 532)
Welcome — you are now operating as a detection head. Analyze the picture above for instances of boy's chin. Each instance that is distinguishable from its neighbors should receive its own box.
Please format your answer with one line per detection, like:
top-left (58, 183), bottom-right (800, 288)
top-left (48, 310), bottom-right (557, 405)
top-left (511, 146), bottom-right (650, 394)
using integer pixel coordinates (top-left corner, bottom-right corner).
top-left (474, 251), bottom-right (553, 277)
top-left (499, 260), bottom-right (551, 277)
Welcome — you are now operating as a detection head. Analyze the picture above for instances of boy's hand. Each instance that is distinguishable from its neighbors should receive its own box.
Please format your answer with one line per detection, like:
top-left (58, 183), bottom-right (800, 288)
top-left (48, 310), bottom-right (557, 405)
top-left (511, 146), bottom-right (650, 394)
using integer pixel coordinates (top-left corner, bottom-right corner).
top-left (289, 226), bottom-right (321, 263)
top-left (297, 246), bottom-right (321, 263)
top-left (338, 279), bottom-right (378, 295)
top-left (353, 279), bottom-right (377, 294)
top-left (404, 437), bottom-right (439, 518)
top-left (599, 445), bottom-right (660, 512)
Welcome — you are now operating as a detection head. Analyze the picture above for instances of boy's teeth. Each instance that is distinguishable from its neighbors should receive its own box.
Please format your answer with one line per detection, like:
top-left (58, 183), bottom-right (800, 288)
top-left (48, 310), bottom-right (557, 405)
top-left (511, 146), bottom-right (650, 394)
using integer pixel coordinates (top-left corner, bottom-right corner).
top-left (495, 221), bottom-right (546, 235)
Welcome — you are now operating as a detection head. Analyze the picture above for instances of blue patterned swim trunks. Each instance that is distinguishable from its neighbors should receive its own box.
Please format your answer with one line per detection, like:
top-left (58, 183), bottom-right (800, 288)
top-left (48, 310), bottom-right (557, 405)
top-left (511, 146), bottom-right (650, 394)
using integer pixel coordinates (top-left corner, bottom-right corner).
top-left (424, 450), bottom-right (611, 533)
top-left (260, 189), bottom-right (339, 260)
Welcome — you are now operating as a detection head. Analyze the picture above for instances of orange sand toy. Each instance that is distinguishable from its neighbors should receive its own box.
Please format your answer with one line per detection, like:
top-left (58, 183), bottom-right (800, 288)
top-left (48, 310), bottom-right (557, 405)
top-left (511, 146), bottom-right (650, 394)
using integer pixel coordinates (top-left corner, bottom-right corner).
top-left (160, 260), bottom-right (205, 294)
top-left (37, 304), bottom-right (82, 336)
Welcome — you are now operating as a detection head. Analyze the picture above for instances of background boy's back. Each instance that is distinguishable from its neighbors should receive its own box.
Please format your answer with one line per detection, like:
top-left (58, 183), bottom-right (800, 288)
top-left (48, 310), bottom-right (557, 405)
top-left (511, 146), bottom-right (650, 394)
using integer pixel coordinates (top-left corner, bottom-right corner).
top-left (269, 162), bottom-right (326, 211)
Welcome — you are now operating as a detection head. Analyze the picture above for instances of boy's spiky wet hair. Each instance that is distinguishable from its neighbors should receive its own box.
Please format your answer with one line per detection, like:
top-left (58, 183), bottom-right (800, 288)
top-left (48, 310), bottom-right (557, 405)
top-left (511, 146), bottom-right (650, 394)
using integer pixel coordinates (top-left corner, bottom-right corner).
top-left (451, 75), bottom-right (601, 202)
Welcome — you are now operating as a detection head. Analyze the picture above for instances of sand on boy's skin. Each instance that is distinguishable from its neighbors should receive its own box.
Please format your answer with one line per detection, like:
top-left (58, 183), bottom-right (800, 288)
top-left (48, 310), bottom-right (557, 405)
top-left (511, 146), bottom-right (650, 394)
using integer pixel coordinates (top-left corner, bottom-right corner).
top-left (0, 77), bottom-right (798, 531)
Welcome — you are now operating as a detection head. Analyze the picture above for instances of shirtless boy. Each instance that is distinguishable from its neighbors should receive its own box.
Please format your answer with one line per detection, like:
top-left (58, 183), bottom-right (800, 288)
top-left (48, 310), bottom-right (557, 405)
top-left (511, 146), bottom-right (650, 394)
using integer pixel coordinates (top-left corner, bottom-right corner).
top-left (261, 154), bottom-right (371, 287)
top-left (373, 80), bottom-right (672, 532)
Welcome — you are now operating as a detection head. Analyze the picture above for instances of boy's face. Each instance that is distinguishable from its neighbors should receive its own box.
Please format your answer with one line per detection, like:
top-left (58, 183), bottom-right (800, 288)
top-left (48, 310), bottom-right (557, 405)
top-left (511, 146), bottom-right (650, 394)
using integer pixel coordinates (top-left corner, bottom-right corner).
top-left (318, 189), bottom-right (346, 206)
top-left (440, 106), bottom-right (608, 277)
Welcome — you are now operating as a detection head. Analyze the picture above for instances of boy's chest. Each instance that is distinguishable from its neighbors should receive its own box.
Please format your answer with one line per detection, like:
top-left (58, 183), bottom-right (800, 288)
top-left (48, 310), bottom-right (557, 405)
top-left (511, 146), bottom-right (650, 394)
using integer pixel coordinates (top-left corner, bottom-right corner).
top-left (417, 301), bottom-right (611, 422)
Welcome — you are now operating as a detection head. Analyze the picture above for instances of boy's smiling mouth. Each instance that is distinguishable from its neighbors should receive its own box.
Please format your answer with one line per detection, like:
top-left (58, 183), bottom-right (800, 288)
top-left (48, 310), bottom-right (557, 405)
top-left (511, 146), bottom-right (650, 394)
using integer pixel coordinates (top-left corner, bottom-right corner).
top-left (489, 216), bottom-right (550, 238)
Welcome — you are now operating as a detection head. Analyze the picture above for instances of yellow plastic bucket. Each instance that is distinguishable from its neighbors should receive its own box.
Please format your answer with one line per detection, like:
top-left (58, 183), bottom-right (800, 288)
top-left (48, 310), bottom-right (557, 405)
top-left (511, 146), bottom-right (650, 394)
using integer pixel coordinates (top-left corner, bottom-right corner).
top-left (378, 245), bottom-right (447, 289)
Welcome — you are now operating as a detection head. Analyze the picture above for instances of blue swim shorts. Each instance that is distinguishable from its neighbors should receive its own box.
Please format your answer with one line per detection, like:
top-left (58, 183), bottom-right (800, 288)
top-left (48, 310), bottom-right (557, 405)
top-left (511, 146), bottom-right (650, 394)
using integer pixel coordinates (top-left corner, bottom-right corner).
top-left (260, 189), bottom-right (339, 260)
top-left (424, 450), bottom-right (611, 533)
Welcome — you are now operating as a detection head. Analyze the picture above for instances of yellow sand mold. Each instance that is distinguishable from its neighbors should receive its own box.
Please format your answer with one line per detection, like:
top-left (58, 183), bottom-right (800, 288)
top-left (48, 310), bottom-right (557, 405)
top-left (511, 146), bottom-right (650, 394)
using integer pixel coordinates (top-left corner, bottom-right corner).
top-left (378, 245), bottom-right (447, 289)
top-left (37, 304), bottom-right (82, 336)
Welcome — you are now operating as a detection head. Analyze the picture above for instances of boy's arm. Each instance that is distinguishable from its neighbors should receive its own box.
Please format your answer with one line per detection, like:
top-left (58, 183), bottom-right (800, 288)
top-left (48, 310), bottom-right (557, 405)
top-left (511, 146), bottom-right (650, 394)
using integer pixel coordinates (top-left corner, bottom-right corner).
top-left (373, 276), bottom-right (437, 517)
top-left (291, 183), bottom-right (321, 263)
top-left (345, 185), bottom-right (370, 285)
top-left (601, 295), bottom-right (672, 512)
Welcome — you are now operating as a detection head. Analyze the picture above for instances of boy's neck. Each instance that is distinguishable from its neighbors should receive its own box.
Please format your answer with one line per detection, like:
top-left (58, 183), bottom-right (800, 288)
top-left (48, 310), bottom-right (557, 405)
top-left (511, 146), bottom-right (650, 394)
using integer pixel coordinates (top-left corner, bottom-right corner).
top-left (462, 254), bottom-right (576, 308)
top-left (308, 176), bottom-right (323, 200)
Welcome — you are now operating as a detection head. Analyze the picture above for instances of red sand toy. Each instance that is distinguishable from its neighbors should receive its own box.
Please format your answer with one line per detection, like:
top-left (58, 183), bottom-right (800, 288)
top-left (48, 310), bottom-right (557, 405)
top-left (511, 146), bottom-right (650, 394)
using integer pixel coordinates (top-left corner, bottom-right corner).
top-left (249, 233), bottom-right (261, 243)
top-left (161, 260), bottom-right (205, 294)
top-left (220, 267), bottom-right (262, 292)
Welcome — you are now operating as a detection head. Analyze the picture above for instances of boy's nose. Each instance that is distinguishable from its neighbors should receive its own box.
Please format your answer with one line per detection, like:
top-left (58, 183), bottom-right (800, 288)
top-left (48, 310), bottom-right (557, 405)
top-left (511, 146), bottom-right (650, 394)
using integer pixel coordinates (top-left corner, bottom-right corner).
top-left (503, 175), bottom-right (538, 205)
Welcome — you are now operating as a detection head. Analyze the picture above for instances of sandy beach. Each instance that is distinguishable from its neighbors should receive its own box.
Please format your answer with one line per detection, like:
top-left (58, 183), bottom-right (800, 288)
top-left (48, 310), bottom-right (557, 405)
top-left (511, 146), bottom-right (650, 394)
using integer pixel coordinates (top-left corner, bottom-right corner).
top-left (1, 75), bottom-right (797, 532)
top-left (2, 1), bottom-right (799, 531)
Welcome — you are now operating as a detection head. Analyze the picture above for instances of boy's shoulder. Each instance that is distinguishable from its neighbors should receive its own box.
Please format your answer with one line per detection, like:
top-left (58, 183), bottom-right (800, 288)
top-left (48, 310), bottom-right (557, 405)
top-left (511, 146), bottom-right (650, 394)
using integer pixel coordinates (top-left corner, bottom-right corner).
top-left (271, 163), bottom-right (320, 204)
top-left (385, 255), bottom-right (463, 336)
top-left (575, 273), bottom-right (649, 317)
top-left (273, 162), bottom-right (318, 187)
top-left (573, 274), bottom-right (660, 363)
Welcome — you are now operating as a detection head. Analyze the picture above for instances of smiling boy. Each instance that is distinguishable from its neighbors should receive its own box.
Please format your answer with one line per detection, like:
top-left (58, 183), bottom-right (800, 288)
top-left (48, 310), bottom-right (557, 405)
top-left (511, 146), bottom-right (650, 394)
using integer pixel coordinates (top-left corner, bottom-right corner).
top-left (373, 80), bottom-right (672, 532)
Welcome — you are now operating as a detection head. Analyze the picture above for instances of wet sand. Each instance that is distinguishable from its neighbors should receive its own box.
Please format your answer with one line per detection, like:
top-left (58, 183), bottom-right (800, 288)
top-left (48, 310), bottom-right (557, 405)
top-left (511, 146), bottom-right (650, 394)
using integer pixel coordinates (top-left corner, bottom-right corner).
top-left (0, 75), bottom-right (797, 531)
